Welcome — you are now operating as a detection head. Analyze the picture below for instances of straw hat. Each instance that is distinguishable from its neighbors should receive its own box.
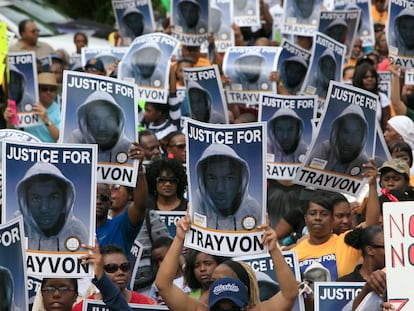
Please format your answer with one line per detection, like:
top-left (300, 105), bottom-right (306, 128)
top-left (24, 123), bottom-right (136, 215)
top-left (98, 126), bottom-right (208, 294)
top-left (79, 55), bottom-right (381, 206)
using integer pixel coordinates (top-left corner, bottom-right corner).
top-left (38, 72), bottom-right (58, 86)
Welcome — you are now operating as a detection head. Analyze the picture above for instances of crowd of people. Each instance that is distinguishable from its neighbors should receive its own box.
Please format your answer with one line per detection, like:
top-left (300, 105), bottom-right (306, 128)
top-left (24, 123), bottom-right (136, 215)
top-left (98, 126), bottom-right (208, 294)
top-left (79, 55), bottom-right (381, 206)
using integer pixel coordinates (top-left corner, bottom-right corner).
top-left (2, 0), bottom-right (414, 311)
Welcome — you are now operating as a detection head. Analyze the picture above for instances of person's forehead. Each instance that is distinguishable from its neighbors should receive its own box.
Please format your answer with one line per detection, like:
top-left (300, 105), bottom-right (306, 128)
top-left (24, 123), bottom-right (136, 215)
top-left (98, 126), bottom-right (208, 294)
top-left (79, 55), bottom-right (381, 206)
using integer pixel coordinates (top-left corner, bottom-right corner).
top-left (97, 184), bottom-right (110, 195)
top-left (170, 134), bottom-right (185, 144)
top-left (333, 202), bottom-right (350, 213)
top-left (307, 202), bottom-right (329, 212)
top-left (103, 252), bottom-right (127, 263)
top-left (141, 134), bottom-right (159, 146)
top-left (24, 21), bottom-right (37, 31)
top-left (43, 278), bottom-right (74, 286)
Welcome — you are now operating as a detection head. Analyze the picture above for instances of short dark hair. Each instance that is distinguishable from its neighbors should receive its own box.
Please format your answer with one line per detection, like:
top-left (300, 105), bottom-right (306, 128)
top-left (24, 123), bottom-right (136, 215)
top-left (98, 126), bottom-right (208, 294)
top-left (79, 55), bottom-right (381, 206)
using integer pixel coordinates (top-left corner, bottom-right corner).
top-left (100, 244), bottom-right (126, 257)
top-left (41, 277), bottom-right (78, 293)
top-left (388, 140), bottom-right (413, 167)
top-left (18, 19), bottom-right (33, 36)
top-left (74, 31), bottom-right (88, 45)
top-left (306, 190), bottom-right (335, 213)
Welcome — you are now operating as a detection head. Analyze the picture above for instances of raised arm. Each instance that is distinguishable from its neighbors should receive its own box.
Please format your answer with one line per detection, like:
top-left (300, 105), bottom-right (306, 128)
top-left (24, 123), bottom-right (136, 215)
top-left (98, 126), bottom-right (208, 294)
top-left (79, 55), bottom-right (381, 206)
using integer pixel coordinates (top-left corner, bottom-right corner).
top-left (257, 222), bottom-right (298, 311)
top-left (362, 159), bottom-right (381, 227)
top-left (389, 62), bottom-right (407, 116)
top-left (155, 215), bottom-right (201, 311)
top-left (81, 239), bottom-right (132, 311)
top-left (128, 142), bottom-right (147, 227)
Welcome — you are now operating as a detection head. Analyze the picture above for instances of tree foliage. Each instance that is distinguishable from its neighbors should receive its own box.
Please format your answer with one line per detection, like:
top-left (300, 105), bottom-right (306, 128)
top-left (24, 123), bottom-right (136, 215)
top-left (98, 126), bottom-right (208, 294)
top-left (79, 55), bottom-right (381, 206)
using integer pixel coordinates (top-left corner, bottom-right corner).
top-left (47, 0), bottom-right (167, 25)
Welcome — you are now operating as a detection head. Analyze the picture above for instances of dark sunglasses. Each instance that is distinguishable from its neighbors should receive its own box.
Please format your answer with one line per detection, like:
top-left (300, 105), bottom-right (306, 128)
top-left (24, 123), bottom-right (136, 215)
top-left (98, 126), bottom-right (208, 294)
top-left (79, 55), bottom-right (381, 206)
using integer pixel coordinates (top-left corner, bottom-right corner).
top-left (156, 176), bottom-right (179, 184)
top-left (97, 194), bottom-right (110, 202)
top-left (41, 286), bottom-right (75, 295)
top-left (169, 143), bottom-right (186, 149)
top-left (39, 86), bottom-right (57, 92)
top-left (103, 262), bottom-right (131, 273)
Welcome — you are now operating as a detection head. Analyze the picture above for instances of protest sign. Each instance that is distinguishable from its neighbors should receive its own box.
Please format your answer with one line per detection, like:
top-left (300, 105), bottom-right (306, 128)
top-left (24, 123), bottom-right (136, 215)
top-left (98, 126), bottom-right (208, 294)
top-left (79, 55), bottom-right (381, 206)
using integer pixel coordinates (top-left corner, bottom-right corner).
top-left (314, 282), bottom-right (364, 310)
top-left (185, 119), bottom-right (266, 256)
top-left (119, 33), bottom-right (179, 103)
top-left (128, 239), bottom-right (144, 290)
top-left (0, 22), bottom-right (7, 84)
top-left (223, 46), bottom-right (280, 105)
top-left (260, 93), bottom-right (316, 180)
top-left (156, 210), bottom-right (186, 237)
top-left (209, 0), bottom-right (233, 52)
top-left (81, 46), bottom-right (128, 72)
top-left (302, 32), bottom-right (346, 105)
top-left (83, 300), bottom-right (169, 311)
top-left (3, 141), bottom-right (97, 278)
top-left (318, 9), bottom-right (360, 62)
top-left (8, 52), bottom-right (39, 127)
top-left (277, 39), bottom-right (311, 95)
top-left (112, 0), bottom-right (155, 46)
top-left (183, 65), bottom-right (228, 124)
top-left (282, 0), bottom-right (323, 36)
top-left (0, 217), bottom-right (28, 311)
top-left (383, 202), bottom-right (414, 311)
top-left (335, 0), bottom-right (375, 47)
top-left (387, 0), bottom-right (414, 68)
top-left (171, 0), bottom-right (209, 46)
top-left (236, 251), bottom-right (305, 311)
top-left (295, 81), bottom-right (377, 197)
top-left (231, 0), bottom-right (260, 27)
top-left (60, 70), bottom-right (139, 187)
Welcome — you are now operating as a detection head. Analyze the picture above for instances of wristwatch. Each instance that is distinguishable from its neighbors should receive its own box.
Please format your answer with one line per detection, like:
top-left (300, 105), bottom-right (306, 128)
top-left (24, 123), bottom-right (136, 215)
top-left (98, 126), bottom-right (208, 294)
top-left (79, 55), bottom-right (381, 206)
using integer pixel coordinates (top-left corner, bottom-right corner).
top-left (45, 120), bottom-right (52, 127)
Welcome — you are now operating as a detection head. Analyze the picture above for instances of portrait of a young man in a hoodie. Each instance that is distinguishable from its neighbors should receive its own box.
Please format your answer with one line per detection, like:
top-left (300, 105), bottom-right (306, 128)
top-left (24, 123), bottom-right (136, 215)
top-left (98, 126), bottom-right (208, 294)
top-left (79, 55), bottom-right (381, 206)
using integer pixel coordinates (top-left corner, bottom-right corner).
top-left (307, 104), bottom-right (369, 177)
top-left (16, 162), bottom-right (88, 251)
top-left (121, 7), bottom-right (146, 39)
top-left (8, 64), bottom-right (35, 113)
top-left (68, 90), bottom-right (132, 164)
top-left (193, 144), bottom-right (261, 230)
top-left (267, 107), bottom-right (308, 163)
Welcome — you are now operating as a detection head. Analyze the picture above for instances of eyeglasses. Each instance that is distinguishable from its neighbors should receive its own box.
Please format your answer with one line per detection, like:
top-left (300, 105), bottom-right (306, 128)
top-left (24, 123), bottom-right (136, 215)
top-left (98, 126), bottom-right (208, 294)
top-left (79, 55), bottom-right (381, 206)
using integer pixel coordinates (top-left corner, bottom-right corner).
top-left (210, 306), bottom-right (245, 311)
top-left (169, 143), bottom-right (186, 149)
top-left (39, 86), bottom-right (57, 93)
top-left (97, 194), bottom-right (110, 202)
top-left (30, 29), bottom-right (40, 34)
top-left (103, 262), bottom-right (131, 273)
top-left (110, 184), bottom-right (121, 191)
top-left (156, 176), bottom-right (179, 184)
top-left (41, 286), bottom-right (75, 295)
top-left (370, 244), bottom-right (384, 249)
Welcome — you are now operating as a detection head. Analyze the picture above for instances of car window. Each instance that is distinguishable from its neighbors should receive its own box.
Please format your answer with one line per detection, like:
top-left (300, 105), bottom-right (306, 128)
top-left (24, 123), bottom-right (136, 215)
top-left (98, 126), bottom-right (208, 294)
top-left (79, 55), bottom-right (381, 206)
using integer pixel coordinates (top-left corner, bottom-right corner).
top-left (13, 0), bottom-right (71, 24)
top-left (0, 6), bottom-right (55, 36)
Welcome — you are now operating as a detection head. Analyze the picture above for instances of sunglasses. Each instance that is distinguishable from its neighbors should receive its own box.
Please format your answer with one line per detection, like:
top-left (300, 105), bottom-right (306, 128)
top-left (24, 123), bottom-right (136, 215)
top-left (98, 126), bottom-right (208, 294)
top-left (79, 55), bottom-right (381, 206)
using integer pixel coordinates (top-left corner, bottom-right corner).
top-left (103, 262), bottom-right (131, 273)
top-left (39, 86), bottom-right (57, 92)
top-left (170, 143), bottom-right (186, 149)
top-left (97, 194), bottom-right (110, 202)
top-left (156, 176), bottom-right (179, 184)
top-left (41, 286), bottom-right (75, 295)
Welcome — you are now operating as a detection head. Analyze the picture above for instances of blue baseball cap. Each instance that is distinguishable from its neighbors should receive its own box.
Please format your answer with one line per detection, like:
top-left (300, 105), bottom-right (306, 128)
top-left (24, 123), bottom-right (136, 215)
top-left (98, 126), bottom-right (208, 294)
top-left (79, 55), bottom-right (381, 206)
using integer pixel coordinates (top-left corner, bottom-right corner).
top-left (85, 58), bottom-right (105, 73)
top-left (208, 278), bottom-right (248, 308)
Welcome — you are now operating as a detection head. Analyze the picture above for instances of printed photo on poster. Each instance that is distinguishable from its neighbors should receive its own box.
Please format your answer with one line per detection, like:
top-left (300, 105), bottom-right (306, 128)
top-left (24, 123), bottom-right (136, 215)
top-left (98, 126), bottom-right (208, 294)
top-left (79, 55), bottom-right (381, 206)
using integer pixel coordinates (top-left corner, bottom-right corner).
top-left (60, 71), bottom-right (139, 186)
top-left (2, 141), bottom-right (97, 278)
top-left (183, 65), bottom-right (228, 124)
top-left (184, 119), bottom-right (267, 257)
top-left (111, 0), bottom-right (156, 45)
top-left (0, 217), bottom-right (28, 311)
